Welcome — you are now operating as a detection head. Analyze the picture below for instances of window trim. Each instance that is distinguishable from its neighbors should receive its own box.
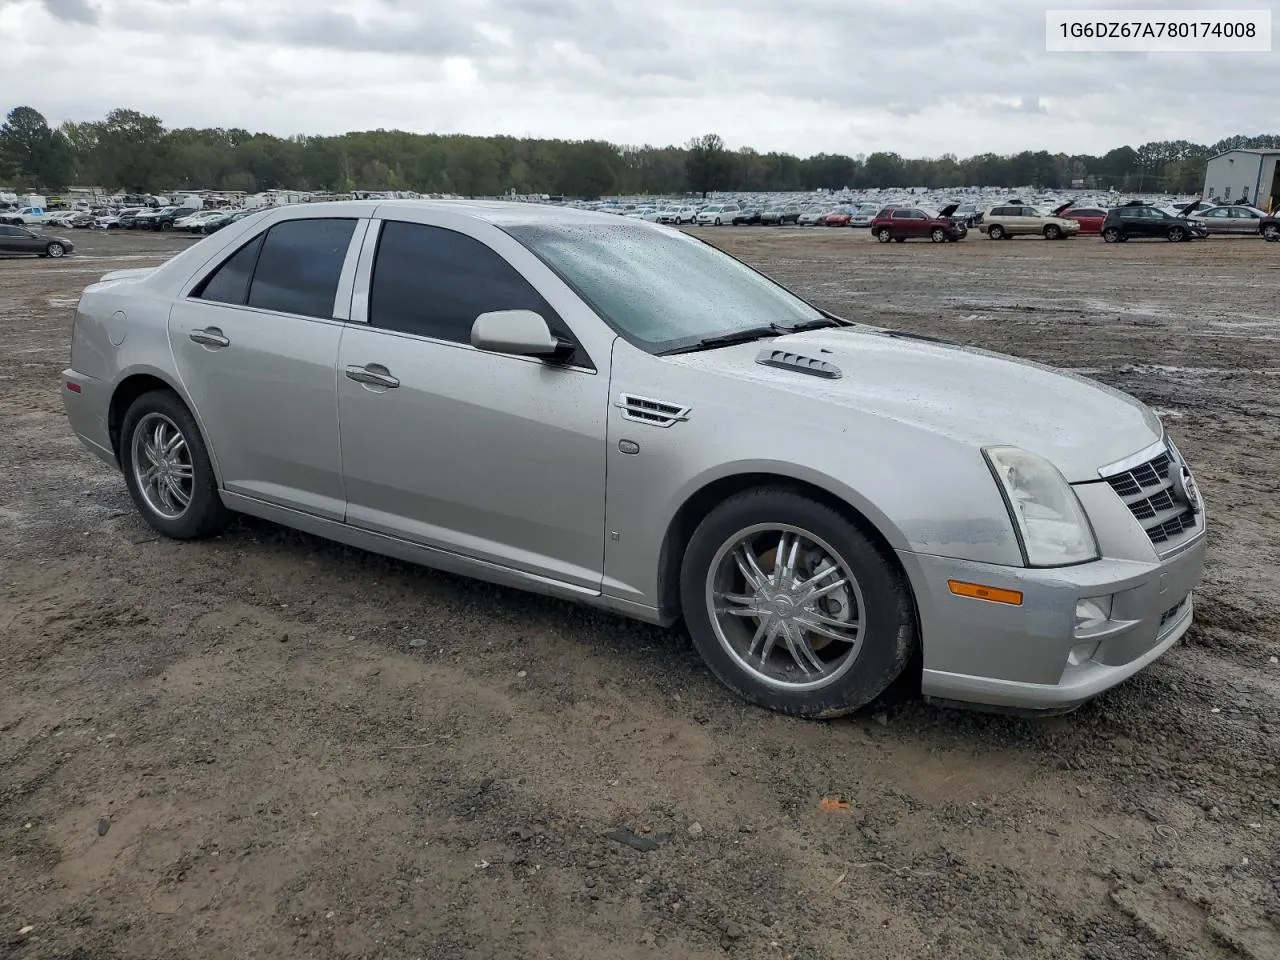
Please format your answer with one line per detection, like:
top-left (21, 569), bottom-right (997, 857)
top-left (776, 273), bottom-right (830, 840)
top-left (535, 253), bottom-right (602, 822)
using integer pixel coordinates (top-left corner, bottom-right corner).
top-left (186, 216), bottom-right (364, 322)
top-left (356, 217), bottom-right (597, 373)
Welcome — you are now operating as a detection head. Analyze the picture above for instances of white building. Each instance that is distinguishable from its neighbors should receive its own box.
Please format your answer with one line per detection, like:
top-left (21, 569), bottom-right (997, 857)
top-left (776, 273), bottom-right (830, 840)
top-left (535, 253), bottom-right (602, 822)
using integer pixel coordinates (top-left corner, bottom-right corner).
top-left (1202, 149), bottom-right (1280, 210)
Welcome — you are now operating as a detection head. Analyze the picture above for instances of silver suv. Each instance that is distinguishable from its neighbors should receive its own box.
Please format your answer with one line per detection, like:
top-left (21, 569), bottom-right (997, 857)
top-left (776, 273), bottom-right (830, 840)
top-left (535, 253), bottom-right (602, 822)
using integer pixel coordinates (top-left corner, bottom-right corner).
top-left (61, 201), bottom-right (1206, 718)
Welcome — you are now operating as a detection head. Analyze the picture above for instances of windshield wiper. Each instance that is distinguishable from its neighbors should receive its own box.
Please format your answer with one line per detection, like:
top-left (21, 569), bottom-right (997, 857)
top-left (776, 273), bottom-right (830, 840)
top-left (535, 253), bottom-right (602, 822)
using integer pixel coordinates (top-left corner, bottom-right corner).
top-left (660, 324), bottom-right (786, 355)
top-left (659, 317), bottom-right (844, 356)
top-left (774, 317), bottom-right (842, 333)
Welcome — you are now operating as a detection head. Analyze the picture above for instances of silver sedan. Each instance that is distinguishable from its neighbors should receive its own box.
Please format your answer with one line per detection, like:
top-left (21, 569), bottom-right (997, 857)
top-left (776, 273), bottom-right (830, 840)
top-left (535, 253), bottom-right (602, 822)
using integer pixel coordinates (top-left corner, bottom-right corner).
top-left (61, 201), bottom-right (1206, 718)
top-left (1189, 204), bottom-right (1271, 235)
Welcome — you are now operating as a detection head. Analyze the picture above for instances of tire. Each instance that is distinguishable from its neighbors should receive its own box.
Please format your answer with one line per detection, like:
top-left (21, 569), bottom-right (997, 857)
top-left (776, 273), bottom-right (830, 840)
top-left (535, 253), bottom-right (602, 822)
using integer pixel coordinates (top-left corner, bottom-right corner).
top-left (1262, 223), bottom-right (1280, 241)
top-left (877, 228), bottom-right (892, 243)
top-left (1044, 225), bottom-right (1061, 240)
top-left (119, 390), bottom-right (231, 540)
top-left (1168, 226), bottom-right (1186, 242)
top-left (988, 225), bottom-right (1005, 240)
top-left (1102, 227), bottom-right (1122, 243)
top-left (931, 227), bottom-right (946, 243)
top-left (679, 487), bottom-right (917, 718)
top-left (45, 242), bottom-right (66, 258)
top-left (715, 217), bottom-right (722, 226)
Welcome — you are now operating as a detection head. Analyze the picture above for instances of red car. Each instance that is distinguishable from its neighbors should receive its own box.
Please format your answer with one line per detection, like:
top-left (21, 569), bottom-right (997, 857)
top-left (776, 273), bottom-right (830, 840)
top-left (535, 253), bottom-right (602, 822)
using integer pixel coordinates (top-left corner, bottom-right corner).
top-left (1053, 202), bottom-right (1107, 235)
top-left (823, 210), bottom-right (853, 226)
top-left (870, 204), bottom-right (966, 242)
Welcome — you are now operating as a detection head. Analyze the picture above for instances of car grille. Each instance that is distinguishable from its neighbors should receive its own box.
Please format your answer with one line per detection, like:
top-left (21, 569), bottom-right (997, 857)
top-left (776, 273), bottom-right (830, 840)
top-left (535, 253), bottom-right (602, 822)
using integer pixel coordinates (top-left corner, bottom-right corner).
top-left (1103, 448), bottom-right (1199, 547)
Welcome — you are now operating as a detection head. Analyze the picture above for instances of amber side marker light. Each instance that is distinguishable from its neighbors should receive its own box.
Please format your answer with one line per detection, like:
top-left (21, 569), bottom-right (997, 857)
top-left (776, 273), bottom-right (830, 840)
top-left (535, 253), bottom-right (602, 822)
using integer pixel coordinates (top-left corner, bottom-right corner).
top-left (947, 580), bottom-right (1024, 606)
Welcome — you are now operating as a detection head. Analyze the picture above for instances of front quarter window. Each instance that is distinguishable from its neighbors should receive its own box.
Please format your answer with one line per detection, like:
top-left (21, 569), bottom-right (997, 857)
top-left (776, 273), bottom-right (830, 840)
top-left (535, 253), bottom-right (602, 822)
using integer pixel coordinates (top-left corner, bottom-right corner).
top-left (505, 222), bottom-right (825, 353)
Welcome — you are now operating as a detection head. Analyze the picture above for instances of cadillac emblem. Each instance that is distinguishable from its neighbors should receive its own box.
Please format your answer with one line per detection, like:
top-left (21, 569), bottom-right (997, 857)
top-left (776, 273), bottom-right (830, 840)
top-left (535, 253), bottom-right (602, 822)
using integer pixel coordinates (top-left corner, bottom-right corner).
top-left (1171, 464), bottom-right (1202, 514)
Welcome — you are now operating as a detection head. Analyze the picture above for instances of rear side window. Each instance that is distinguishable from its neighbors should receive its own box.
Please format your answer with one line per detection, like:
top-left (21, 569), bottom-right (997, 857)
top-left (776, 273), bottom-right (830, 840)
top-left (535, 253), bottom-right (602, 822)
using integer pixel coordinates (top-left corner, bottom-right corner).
top-left (246, 218), bottom-right (357, 319)
top-left (368, 220), bottom-right (568, 348)
top-left (195, 234), bottom-right (265, 305)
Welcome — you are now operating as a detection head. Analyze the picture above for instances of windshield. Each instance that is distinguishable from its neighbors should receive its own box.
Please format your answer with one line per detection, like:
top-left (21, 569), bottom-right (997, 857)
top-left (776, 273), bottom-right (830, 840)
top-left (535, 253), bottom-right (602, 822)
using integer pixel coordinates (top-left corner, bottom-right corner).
top-left (505, 222), bottom-right (824, 353)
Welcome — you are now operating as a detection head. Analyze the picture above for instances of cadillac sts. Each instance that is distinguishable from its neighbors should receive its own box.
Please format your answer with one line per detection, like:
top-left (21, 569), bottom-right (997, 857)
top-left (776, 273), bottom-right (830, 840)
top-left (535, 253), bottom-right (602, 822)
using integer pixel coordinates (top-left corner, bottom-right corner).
top-left (60, 201), bottom-right (1206, 718)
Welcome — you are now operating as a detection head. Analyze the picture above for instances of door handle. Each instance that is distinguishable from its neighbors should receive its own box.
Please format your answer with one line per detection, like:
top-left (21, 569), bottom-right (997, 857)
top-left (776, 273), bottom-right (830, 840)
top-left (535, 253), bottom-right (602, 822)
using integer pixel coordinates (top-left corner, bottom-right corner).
top-left (189, 327), bottom-right (230, 347)
top-left (345, 364), bottom-right (400, 389)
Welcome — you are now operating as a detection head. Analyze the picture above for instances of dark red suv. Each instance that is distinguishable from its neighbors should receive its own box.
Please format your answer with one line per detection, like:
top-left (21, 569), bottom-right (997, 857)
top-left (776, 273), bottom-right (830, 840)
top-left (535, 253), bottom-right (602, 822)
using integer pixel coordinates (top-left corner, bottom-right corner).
top-left (871, 204), bottom-right (966, 243)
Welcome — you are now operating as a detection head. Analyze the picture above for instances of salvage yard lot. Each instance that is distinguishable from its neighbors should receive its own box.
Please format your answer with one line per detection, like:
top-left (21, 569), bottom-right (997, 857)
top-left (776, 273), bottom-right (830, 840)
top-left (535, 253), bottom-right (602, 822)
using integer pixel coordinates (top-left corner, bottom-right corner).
top-left (2, 228), bottom-right (1277, 960)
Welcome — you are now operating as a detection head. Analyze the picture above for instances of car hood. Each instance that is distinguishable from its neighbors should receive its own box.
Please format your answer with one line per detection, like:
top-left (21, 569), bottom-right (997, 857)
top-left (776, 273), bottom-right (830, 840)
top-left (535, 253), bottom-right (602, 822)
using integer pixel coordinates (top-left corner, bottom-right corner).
top-left (668, 325), bottom-right (1162, 482)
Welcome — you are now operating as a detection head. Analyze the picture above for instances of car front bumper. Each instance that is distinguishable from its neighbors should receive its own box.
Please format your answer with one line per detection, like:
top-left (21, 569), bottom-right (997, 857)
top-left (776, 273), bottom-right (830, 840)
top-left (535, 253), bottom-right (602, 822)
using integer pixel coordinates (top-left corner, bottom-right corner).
top-left (898, 532), bottom-right (1206, 712)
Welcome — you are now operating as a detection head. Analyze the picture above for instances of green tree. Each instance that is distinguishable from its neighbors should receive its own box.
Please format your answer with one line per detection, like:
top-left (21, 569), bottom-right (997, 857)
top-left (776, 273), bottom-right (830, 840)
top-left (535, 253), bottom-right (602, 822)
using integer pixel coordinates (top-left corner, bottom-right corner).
top-left (94, 108), bottom-right (167, 190)
top-left (0, 106), bottom-right (75, 188)
top-left (685, 133), bottom-right (733, 197)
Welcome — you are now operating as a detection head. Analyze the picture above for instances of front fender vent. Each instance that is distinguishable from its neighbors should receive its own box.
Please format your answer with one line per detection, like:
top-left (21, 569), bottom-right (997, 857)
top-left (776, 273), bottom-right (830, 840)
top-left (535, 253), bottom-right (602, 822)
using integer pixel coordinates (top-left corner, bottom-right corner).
top-left (755, 348), bottom-right (843, 379)
top-left (615, 393), bottom-right (691, 428)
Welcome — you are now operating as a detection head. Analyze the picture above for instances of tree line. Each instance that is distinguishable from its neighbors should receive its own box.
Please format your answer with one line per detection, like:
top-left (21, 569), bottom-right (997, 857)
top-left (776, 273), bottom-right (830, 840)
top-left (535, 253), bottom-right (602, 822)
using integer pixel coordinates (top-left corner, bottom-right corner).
top-left (2, 105), bottom-right (1277, 198)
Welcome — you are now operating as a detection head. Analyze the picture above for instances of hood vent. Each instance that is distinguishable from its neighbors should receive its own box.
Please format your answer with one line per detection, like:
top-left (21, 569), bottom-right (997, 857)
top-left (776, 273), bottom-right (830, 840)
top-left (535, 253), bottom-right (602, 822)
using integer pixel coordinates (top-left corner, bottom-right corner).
top-left (755, 348), bottom-right (843, 380)
top-left (615, 393), bottom-right (691, 427)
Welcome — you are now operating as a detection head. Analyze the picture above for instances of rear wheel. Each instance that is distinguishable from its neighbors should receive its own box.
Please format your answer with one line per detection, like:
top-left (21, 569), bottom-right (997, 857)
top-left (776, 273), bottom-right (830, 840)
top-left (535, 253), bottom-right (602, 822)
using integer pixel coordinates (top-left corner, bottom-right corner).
top-left (988, 225), bottom-right (1005, 240)
top-left (1102, 227), bottom-right (1123, 243)
top-left (119, 390), bottom-right (231, 540)
top-left (680, 488), bottom-right (917, 718)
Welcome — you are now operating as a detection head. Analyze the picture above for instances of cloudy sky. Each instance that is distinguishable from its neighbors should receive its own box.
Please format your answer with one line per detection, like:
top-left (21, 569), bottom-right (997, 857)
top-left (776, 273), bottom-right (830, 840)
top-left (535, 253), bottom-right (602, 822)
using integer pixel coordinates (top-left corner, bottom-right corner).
top-left (1, 0), bottom-right (1275, 157)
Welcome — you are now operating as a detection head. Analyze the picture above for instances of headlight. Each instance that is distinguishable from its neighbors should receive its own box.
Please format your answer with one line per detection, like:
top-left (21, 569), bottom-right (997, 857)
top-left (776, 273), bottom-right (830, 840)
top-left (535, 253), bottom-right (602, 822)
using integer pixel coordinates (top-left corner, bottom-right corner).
top-left (984, 446), bottom-right (1100, 567)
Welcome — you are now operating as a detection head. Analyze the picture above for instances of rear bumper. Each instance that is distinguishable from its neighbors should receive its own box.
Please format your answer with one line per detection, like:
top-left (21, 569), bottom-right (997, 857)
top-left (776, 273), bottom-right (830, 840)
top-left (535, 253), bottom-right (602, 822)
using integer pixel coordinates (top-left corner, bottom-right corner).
top-left (61, 369), bottom-right (117, 468)
top-left (898, 533), bottom-right (1206, 711)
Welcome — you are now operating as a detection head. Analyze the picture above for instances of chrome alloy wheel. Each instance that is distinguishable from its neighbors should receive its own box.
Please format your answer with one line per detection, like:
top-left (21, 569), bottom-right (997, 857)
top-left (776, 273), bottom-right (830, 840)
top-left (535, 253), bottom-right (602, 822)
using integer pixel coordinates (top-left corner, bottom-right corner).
top-left (131, 412), bottom-right (194, 519)
top-left (705, 524), bottom-right (866, 691)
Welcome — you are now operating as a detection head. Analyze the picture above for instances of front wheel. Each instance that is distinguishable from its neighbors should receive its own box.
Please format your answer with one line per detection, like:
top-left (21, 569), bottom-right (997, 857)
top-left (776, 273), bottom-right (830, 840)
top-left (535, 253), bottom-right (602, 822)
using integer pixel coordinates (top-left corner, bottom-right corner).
top-left (45, 242), bottom-right (66, 258)
top-left (1262, 223), bottom-right (1280, 241)
top-left (876, 228), bottom-right (892, 243)
top-left (1044, 225), bottom-right (1061, 240)
top-left (679, 488), bottom-right (917, 718)
top-left (714, 217), bottom-right (722, 226)
top-left (120, 390), bottom-right (231, 540)
top-left (1168, 226), bottom-right (1186, 242)
top-left (931, 227), bottom-right (946, 243)
top-left (1102, 227), bottom-right (1123, 243)
top-left (988, 225), bottom-right (1005, 240)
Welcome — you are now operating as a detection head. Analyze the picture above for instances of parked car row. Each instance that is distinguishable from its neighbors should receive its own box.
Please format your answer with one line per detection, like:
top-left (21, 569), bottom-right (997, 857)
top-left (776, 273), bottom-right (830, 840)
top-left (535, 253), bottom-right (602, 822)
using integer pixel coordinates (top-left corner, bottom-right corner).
top-left (869, 199), bottom-right (1278, 244)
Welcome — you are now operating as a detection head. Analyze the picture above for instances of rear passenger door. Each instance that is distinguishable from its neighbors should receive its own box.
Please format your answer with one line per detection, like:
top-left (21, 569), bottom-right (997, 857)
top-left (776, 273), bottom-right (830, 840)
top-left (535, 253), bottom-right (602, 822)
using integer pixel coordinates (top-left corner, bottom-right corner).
top-left (169, 215), bottom-right (366, 520)
top-left (334, 215), bottom-right (611, 590)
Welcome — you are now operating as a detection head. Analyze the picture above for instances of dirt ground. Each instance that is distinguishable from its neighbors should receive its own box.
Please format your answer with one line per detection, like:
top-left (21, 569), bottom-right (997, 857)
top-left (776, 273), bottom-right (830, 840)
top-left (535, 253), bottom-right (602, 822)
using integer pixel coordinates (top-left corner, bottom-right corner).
top-left (1, 226), bottom-right (1277, 960)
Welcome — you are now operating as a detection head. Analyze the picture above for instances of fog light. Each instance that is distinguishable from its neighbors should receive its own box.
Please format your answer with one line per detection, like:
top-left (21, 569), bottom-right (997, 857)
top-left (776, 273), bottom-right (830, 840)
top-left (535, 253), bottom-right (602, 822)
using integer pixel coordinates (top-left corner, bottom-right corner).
top-left (1074, 596), bottom-right (1112, 634)
top-left (1067, 641), bottom-right (1100, 666)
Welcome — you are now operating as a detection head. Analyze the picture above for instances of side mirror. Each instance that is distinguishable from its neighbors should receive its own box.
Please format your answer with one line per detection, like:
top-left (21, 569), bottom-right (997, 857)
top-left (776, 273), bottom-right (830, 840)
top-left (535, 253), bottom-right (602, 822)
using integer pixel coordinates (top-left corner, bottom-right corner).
top-left (471, 310), bottom-right (574, 361)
